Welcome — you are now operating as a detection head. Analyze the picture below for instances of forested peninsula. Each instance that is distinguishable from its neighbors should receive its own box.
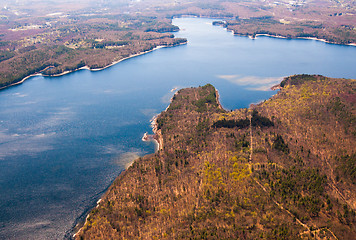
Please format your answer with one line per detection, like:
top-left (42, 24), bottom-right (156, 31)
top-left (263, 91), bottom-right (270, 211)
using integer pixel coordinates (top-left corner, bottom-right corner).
top-left (76, 75), bottom-right (356, 239)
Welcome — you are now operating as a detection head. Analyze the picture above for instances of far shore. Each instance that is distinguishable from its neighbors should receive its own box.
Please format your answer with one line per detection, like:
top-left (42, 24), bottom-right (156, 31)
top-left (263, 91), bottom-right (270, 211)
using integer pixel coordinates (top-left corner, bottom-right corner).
top-left (0, 42), bottom-right (187, 91)
top-left (240, 32), bottom-right (356, 46)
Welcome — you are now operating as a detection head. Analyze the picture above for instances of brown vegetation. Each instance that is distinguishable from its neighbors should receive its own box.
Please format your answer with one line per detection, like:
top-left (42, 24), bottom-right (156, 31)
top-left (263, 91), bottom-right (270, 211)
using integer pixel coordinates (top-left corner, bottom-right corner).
top-left (0, 0), bottom-right (355, 89)
top-left (215, 17), bottom-right (356, 45)
top-left (0, 14), bottom-right (186, 88)
top-left (76, 76), bottom-right (356, 239)
top-left (156, 0), bottom-right (356, 44)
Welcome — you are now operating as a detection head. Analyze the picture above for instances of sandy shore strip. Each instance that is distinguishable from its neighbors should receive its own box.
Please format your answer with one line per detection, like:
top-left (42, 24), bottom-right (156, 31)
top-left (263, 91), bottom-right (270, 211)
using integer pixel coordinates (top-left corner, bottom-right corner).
top-left (0, 73), bottom-right (42, 90)
top-left (73, 89), bottom-right (182, 238)
top-left (142, 115), bottom-right (162, 152)
top-left (142, 89), bottom-right (181, 152)
top-left (215, 88), bottom-right (224, 110)
top-left (245, 33), bottom-right (356, 46)
top-left (72, 197), bottom-right (103, 238)
top-left (0, 42), bottom-right (187, 91)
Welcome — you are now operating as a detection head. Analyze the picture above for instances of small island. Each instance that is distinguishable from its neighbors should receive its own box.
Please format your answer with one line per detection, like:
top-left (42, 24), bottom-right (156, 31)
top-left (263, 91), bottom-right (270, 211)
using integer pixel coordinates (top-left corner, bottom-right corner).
top-left (76, 75), bottom-right (355, 239)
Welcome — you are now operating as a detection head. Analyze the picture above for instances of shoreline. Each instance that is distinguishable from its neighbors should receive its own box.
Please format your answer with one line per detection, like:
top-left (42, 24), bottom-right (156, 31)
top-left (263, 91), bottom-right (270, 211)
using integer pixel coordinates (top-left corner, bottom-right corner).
top-left (71, 77), bottom-right (356, 239)
top-left (143, 87), bottom-right (224, 153)
top-left (239, 32), bottom-right (356, 46)
top-left (74, 89), bottom-right (178, 239)
top-left (0, 42), bottom-right (187, 91)
top-left (64, 41), bottom-right (188, 239)
top-left (0, 73), bottom-right (42, 91)
top-left (142, 88), bottom-right (180, 152)
top-left (72, 198), bottom-right (103, 239)
top-left (215, 88), bottom-right (224, 110)
top-left (73, 90), bottom-right (181, 239)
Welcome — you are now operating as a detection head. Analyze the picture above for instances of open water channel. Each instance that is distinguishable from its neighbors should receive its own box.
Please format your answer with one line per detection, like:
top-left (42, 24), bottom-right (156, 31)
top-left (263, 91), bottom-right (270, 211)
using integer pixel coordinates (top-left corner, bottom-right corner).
top-left (0, 17), bottom-right (355, 239)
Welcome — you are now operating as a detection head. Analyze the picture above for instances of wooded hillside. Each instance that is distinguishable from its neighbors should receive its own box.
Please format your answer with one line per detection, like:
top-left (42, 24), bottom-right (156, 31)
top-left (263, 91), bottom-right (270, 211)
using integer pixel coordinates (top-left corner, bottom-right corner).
top-left (76, 75), bottom-right (355, 239)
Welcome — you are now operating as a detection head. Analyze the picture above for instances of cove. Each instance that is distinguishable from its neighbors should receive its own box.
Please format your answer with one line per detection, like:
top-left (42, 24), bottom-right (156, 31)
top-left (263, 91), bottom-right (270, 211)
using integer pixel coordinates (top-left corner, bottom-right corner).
top-left (0, 17), bottom-right (355, 239)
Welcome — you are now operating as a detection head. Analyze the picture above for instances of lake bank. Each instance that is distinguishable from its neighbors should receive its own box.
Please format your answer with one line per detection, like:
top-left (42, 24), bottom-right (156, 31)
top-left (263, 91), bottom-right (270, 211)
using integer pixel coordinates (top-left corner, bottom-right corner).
top-left (75, 76), bottom-right (356, 239)
top-left (0, 42), bottom-right (187, 91)
top-left (0, 17), bottom-right (355, 240)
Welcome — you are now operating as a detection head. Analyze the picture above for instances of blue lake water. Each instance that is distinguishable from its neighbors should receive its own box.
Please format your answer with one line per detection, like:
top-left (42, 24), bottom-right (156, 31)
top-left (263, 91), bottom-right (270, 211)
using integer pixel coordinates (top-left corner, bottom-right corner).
top-left (0, 17), bottom-right (355, 239)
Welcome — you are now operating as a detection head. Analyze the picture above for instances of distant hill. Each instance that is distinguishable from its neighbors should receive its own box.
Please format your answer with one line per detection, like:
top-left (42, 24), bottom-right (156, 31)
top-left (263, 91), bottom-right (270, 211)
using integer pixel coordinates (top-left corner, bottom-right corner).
top-left (76, 75), bottom-right (355, 239)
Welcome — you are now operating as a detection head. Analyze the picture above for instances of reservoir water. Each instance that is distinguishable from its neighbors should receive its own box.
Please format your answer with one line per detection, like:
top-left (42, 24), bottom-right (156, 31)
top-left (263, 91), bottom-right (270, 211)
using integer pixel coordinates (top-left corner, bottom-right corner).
top-left (0, 17), bottom-right (355, 239)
